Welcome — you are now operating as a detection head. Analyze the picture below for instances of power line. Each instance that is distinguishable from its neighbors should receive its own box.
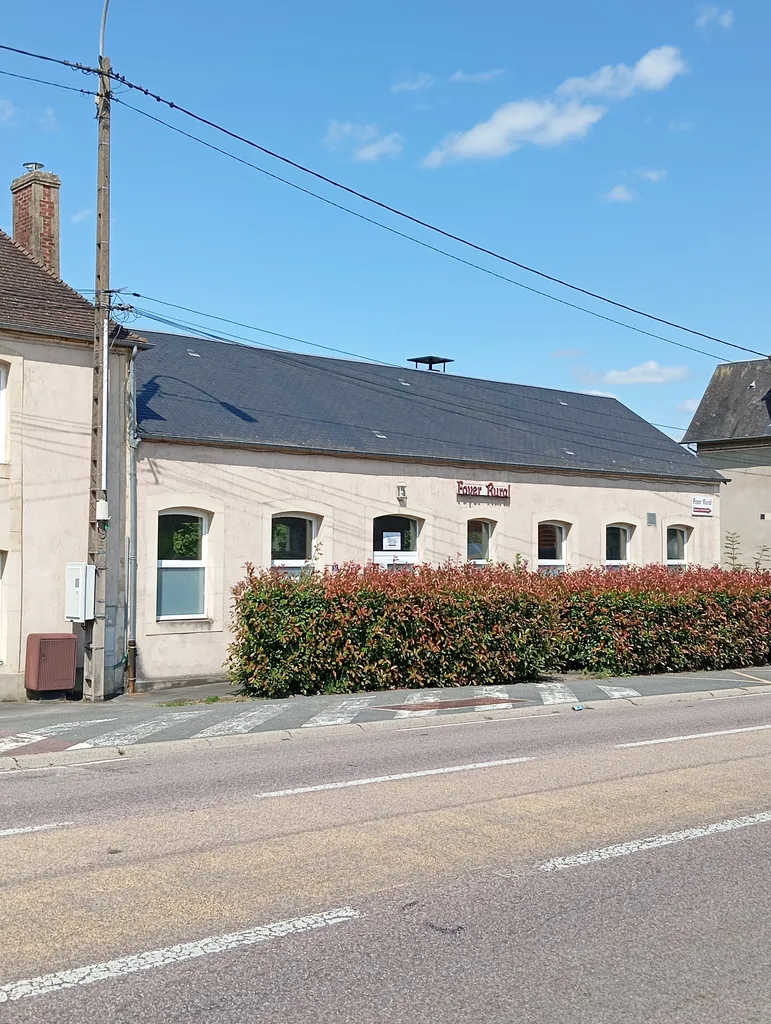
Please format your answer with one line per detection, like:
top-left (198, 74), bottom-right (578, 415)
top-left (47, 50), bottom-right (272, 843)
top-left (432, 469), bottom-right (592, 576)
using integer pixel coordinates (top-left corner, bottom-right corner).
top-left (0, 67), bottom-right (96, 95)
top-left (1, 40), bottom-right (763, 360)
top-left (112, 98), bottom-right (727, 364)
top-left (102, 72), bottom-right (763, 357)
top-left (0, 43), bottom-right (100, 76)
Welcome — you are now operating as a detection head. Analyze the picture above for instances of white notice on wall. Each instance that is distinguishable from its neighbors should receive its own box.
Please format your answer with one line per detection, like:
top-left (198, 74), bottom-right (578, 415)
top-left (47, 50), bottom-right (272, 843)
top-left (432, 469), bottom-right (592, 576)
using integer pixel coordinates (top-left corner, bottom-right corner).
top-left (382, 532), bottom-right (402, 551)
top-left (692, 496), bottom-right (714, 518)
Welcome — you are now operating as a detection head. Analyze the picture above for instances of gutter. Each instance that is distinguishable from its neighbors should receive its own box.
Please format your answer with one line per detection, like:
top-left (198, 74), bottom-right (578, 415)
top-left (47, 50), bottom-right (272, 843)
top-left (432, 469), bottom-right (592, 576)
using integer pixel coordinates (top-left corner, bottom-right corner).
top-left (127, 345), bottom-right (140, 694)
top-left (137, 433), bottom-right (725, 487)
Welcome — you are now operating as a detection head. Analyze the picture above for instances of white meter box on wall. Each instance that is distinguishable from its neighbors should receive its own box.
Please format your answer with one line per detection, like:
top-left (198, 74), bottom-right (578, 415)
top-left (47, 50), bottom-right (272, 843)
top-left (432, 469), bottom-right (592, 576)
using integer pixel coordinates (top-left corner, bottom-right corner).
top-left (64, 562), bottom-right (96, 623)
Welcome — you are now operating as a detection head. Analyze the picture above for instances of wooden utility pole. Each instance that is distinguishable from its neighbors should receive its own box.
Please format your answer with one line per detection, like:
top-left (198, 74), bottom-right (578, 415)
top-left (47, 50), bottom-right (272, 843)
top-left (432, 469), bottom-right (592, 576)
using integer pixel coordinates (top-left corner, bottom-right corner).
top-left (83, 46), bottom-right (111, 701)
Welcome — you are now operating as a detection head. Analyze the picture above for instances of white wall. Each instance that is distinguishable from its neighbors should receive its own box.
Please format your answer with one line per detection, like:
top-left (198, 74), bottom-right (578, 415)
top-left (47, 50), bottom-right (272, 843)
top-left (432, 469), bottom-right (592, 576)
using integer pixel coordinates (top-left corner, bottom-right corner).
top-left (135, 442), bottom-right (721, 686)
top-left (0, 330), bottom-right (127, 699)
top-left (697, 444), bottom-right (771, 566)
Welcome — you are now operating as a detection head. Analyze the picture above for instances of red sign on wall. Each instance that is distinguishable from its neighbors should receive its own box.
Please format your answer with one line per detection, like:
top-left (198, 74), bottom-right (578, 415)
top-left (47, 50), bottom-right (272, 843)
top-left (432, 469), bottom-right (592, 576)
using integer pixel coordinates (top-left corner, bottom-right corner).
top-left (457, 481), bottom-right (511, 499)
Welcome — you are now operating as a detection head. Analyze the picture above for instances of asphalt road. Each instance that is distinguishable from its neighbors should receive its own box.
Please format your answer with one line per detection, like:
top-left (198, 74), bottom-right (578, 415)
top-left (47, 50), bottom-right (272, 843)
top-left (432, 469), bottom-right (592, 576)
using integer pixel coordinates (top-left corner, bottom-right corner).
top-left (3, 689), bottom-right (771, 1022)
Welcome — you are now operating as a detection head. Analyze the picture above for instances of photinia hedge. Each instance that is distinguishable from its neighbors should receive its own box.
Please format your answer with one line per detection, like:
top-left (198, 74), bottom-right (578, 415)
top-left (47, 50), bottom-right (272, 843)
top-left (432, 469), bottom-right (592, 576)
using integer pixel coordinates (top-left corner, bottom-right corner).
top-left (228, 563), bottom-right (771, 697)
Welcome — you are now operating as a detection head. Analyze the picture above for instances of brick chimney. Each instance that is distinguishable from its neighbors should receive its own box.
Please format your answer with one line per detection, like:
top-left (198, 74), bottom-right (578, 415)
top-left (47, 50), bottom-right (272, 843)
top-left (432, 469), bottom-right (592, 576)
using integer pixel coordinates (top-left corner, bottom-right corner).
top-left (10, 163), bottom-right (61, 277)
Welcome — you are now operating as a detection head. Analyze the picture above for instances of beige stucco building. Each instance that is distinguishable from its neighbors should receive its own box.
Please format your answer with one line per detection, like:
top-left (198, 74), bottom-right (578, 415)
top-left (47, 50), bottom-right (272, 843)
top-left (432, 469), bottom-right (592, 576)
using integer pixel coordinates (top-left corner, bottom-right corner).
top-left (1, 165), bottom-right (723, 700)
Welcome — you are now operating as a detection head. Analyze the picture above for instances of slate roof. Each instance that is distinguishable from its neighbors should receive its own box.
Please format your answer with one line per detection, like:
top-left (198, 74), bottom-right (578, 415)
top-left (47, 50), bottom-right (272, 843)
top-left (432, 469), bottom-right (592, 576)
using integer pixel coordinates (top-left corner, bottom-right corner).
top-left (0, 229), bottom-right (141, 345)
top-left (136, 329), bottom-right (720, 483)
top-left (683, 359), bottom-right (771, 445)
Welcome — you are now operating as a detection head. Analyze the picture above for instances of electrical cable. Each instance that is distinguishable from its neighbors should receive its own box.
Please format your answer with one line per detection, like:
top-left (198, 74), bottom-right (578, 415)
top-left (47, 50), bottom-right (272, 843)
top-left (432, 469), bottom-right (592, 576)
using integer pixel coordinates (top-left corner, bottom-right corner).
top-left (0, 67), bottom-right (96, 95)
top-left (112, 98), bottom-right (729, 364)
top-left (1, 40), bottom-right (762, 359)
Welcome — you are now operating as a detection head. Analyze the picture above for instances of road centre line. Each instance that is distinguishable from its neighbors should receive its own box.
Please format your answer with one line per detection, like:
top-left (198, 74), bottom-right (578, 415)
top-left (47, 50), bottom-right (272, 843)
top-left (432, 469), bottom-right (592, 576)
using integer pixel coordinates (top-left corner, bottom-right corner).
top-left (252, 757), bottom-right (534, 801)
top-left (617, 724), bottom-right (771, 748)
top-left (0, 907), bottom-right (360, 1003)
top-left (539, 811), bottom-right (771, 872)
top-left (0, 822), bottom-right (73, 838)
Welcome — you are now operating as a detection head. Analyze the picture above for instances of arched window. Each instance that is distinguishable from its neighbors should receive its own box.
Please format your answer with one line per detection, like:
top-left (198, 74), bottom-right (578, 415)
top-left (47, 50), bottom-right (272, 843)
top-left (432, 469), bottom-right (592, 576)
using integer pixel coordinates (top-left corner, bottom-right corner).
top-left (538, 521), bottom-right (568, 573)
top-left (157, 510), bottom-right (208, 618)
top-left (467, 520), bottom-right (492, 563)
top-left (667, 526), bottom-right (690, 568)
top-left (373, 515), bottom-right (419, 568)
top-left (605, 524), bottom-right (632, 567)
top-left (271, 515), bottom-right (318, 577)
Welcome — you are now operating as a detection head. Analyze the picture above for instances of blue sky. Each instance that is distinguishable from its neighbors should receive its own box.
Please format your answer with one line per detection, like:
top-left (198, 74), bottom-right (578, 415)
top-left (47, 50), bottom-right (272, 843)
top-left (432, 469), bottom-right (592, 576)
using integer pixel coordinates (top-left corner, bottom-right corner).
top-left (1, 1), bottom-right (769, 437)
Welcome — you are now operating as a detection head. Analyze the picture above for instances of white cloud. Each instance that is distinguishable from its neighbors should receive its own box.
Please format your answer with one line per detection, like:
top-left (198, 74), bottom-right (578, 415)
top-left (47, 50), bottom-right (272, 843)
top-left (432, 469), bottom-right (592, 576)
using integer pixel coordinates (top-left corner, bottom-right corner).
top-left (391, 73), bottom-right (434, 93)
top-left (69, 208), bottom-right (92, 225)
top-left (638, 168), bottom-right (667, 182)
top-left (354, 132), bottom-right (404, 162)
top-left (557, 45), bottom-right (687, 100)
top-left (423, 99), bottom-right (605, 167)
top-left (325, 121), bottom-right (378, 148)
top-left (325, 121), bottom-right (404, 162)
top-left (603, 184), bottom-right (637, 203)
top-left (450, 69), bottom-right (504, 84)
top-left (0, 98), bottom-right (16, 126)
top-left (423, 45), bottom-right (686, 168)
top-left (583, 389), bottom-right (619, 399)
top-left (600, 360), bottom-right (689, 385)
top-left (677, 398), bottom-right (700, 415)
top-left (669, 119), bottom-right (694, 131)
top-left (695, 5), bottom-right (734, 31)
top-left (39, 107), bottom-right (58, 133)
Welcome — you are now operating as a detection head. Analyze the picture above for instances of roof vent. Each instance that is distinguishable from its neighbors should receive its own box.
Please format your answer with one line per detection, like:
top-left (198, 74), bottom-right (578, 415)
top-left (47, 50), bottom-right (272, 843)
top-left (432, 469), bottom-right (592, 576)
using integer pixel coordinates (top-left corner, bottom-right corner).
top-left (23, 162), bottom-right (45, 173)
top-left (409, 355), bottom-right (454, 373)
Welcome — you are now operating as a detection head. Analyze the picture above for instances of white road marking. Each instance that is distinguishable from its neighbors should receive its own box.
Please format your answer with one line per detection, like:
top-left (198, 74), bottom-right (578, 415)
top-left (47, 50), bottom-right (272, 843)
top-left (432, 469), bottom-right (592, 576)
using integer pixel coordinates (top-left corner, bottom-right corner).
top-left (0, 719), bottom-right (116, 754)
top-left (617, 723), bottom-right (771, 748)
top-left (301, 696), bottom-right (376, 727)
top-left (475, 686), bottom-right (515, 711)
top-left (536, 683), bottom-right (577, 705)
top-left (69, 712), bottom-right (204, 749)
top-left (192, 704), bottom-right (291, 737)
top-left (251, 757), bottom-right (534, 800)
top-left (597, 685), bottom-right (641, 699)
top-left (0, 822), bottom-right (73, 838)
top-left (0, 907), bottom-right (360, 1003)
top-left (394, 690), bottom-right (445, 718)
top-left (540, 811), bottom-right (771, 872)
top-left (731, 669), bottom-right (771, 684)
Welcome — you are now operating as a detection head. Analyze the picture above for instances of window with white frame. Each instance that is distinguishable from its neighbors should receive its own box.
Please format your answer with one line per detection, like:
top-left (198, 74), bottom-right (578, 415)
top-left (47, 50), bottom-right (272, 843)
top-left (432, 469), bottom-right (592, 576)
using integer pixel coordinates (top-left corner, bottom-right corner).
top-left (666, 526), bottom-right (689, 568)
top-left (0, 364), bottom-right (7, 463)
top-left (538, 522), bottom-right (567, 573)
top-left (373, 515), bottom-right (419, 568)
top-left (271, 515), bottom-right (317, 577)
top-left (605, 524), bottom-right (631, 567)
top-left (0, 550), bottom-right (5, 666)
top-left (467, 520), bottom-right (492, 563)
top-left (157, 511), bottom-right (208, 618)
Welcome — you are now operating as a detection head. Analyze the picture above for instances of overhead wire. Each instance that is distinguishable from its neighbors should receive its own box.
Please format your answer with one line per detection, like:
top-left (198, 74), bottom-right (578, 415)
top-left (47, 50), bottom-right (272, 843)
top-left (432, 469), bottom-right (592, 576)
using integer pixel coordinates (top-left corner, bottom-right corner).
top-left (0, 41), bottom-right (764, 360)
top-left (111, 98), bottom-right (728, 364)
top-left (0, 67), bottom-right (96, 95)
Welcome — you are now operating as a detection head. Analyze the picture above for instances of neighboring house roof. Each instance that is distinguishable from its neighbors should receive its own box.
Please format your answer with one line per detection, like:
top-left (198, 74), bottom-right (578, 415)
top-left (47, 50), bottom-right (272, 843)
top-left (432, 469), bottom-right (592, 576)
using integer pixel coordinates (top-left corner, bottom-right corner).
top-left (136, 329), bottom-right (721, 483)
top-left (683, 359), bottom-right (771, 445)
top-left (0, 229), bottom-right (143, 346)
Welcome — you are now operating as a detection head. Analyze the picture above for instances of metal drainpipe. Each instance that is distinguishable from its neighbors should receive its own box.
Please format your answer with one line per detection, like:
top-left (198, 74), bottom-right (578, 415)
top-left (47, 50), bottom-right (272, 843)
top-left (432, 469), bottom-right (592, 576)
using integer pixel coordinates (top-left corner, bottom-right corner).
top-left (127, 344), bottom-right (139, 694)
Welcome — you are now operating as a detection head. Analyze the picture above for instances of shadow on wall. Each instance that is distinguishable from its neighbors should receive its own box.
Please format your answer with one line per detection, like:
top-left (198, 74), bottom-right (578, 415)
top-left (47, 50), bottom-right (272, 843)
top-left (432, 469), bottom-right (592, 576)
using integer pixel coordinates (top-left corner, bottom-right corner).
top-left (138, 376), bottom-right (258, 428)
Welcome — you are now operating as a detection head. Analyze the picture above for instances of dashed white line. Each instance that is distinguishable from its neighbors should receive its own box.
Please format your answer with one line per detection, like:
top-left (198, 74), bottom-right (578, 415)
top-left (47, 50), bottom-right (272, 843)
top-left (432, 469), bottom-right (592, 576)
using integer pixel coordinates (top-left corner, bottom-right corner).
top-left (536, 683), bottom-right (577, 705)
top-left (301, 696), bottom-right (376, 728)
top-left (0, 822), bottom-right (73, 838)
top-left (0, 720), bottom-right (116, 754)
top-left (69, 712), bottom-right (204, 749)
top-left (539, 811), bottom-right (771, 872)
top-left (395, 691), bottom-right (445, 718)
top-left (617, 723), bottom-right (771, 748)
top-left (0, 907), bottom-right (361, 1003)
top-left (192, 704), bottom-right (291, 737)
top-left (597, 685), bottom-right (641, 699)
top-left (250, 756), bottom-right (534, 800)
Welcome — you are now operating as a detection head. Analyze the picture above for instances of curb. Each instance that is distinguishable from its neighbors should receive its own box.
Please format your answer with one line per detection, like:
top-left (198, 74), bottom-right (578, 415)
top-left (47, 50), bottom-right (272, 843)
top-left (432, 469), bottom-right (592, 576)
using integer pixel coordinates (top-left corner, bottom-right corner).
top-left (2, 683), bottom-right (771, 772)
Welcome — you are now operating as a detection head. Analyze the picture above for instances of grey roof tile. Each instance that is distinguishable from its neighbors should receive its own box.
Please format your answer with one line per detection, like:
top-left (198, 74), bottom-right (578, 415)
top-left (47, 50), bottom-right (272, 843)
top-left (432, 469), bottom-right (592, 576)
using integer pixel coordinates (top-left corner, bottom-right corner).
top-left (683, 359), bottom-right (771, 444)
top-left (136, 330), bottom-right (721, 483)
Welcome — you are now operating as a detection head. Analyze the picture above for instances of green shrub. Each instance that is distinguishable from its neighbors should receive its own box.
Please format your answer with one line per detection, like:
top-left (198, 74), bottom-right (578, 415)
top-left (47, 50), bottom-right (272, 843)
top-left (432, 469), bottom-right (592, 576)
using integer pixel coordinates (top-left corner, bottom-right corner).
top-left (228, 563), bottom-right (771, 696)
